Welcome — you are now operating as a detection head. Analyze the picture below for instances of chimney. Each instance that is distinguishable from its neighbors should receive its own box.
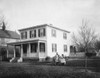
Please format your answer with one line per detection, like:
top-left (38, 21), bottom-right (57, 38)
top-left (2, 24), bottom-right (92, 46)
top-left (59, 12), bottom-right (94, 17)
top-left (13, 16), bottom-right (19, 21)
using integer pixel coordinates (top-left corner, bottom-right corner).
top-left (2, 22), bottom-right (6, 31)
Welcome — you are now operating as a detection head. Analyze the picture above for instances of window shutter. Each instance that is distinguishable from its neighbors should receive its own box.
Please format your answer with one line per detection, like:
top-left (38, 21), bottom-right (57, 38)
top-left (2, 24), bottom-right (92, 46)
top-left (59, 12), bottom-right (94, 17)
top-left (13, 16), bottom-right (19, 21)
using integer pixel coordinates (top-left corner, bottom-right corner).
top-left (38, 29), bottom-right (40, 37)
top-left (30, 31), bottom-right (32, 38)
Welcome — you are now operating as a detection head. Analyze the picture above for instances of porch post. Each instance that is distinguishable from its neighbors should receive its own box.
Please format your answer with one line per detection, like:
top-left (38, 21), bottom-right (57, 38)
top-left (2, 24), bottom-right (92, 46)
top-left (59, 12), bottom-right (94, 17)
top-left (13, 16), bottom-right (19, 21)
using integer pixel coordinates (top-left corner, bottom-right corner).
top-left (9, 45), bottom-right (16, 62)
top-left (28, 43), bottom-right (31, 56)
top-left (7, 45), bottom-right (9, 58)
top-left (21, 44), bottom-right (23, 58)
top-left (45, 42), bottom-right (47, 57)
top-left (37, 42), bottom-right (40, 58)
top-left (14, 45), bottom-right (16, 58)
top-left (68, 44), bottom-right (70, 56)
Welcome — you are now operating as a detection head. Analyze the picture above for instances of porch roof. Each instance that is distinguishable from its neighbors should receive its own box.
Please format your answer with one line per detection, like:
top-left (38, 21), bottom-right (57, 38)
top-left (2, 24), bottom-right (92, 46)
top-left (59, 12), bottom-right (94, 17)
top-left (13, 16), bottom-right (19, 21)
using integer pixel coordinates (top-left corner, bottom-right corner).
top-left (7, 39), bottom-right (46, 45)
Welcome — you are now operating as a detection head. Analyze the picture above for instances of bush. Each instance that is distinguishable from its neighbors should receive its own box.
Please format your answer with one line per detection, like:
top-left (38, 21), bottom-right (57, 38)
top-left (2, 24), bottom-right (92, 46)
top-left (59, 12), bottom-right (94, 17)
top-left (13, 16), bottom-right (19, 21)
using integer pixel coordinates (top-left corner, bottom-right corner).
top-left (45, 56), bottom-right (53, 62)
top-left (85, 52), bottom-right (96, 57)
top-left (0, 48), bottom-right (7, 56)
top-left (0, 48), bottom-right (7, 61)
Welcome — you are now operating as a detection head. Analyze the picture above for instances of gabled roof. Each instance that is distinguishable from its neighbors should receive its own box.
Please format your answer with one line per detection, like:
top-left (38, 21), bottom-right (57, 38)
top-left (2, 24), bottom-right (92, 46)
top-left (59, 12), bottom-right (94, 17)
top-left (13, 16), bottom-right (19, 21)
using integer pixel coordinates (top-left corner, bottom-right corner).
top-left (0, 29), bottom-right (20, 39)
top-left (19, 24), bottom-right (70, 33)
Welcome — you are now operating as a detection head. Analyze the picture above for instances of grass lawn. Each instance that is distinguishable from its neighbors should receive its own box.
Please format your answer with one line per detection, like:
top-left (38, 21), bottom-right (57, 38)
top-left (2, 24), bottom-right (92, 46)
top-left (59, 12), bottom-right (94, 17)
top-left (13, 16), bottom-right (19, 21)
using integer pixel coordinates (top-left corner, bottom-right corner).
top-left (66, 56), bottom-right (100, 72)
top-left (0, 61), bottom-right (100, 78)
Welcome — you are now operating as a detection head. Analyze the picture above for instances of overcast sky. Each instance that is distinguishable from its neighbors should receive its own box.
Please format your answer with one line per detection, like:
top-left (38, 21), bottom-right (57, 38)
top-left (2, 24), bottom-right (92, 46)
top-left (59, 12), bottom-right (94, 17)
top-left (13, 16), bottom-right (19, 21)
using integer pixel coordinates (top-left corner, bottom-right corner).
top-left (0, 0), bottom-right (100, 34)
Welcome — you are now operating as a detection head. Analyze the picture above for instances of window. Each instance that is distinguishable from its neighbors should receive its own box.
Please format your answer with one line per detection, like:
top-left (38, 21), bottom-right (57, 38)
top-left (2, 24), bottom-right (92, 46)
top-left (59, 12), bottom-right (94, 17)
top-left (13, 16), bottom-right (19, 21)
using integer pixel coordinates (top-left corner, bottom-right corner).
top-left (31, 43), bottom-right (37, 53)
top-left (30, 30), bottom-right (36, 38)
top-left (38, 28), bottom-right (45, 37)
top-left (64, 45), bottom-right (67, 52)
top-left (21, 33), bottom-right (23, 39)
top-left (23, 44), bottom-right (27, 54)
top-left (21, 32), bottom-right (27, 39)
top-left (40, 43), bottom-right (45, 52)
top-left (52, 29), bottom-right (56, 37)
top-left (52, 44), bottom-right (57, 52)
top-left (63, 33), bottom-right (67, 39)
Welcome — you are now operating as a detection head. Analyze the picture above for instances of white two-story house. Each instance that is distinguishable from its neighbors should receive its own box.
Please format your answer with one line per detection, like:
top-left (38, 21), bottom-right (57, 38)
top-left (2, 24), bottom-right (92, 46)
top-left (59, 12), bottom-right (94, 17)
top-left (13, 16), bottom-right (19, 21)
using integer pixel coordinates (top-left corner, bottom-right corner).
top-left (8, 24), bottom-right (70, 62)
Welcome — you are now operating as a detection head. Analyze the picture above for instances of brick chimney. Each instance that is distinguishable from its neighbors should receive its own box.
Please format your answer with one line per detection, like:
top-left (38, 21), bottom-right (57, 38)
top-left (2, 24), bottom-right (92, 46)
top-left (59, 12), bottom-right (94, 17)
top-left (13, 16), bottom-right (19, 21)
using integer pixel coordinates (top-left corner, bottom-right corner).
top-left (2, 22), bottom-right (6, 31)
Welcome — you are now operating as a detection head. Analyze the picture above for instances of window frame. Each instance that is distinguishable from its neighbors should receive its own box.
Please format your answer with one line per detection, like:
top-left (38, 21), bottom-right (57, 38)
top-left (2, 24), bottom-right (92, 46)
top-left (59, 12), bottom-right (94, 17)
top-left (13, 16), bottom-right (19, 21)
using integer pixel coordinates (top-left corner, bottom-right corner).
top-left (31, 43), bottom-right (37, 53)
top-left (52, 44), bottom-right (57, 52)
top-left (40, 43), bottom-right (45, 52)
top-left (64, 45), bottom-right (67, 52)
top-left (30, 30), bottom-right (36, 38)
top-left (52, 29), bottom-right (56, 37)
top-left (21, 31), bottom-right (27, 39)
top-left (63, 32), bottom-right (67, 39)
top-left (38, 28), bottom-right (46, 37)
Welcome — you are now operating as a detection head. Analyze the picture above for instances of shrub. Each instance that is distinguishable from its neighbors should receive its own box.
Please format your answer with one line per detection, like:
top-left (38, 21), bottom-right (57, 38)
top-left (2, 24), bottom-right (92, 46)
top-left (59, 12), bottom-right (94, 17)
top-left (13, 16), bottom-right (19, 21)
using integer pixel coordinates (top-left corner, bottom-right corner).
top-left (45, 56), bottom-right (53, 62)
top-left (0, 48), bottom-right (7, 61)
top-left (85, 52), bottom-right (96, 57)
top-left (0, 48), bottom-right (7, 56)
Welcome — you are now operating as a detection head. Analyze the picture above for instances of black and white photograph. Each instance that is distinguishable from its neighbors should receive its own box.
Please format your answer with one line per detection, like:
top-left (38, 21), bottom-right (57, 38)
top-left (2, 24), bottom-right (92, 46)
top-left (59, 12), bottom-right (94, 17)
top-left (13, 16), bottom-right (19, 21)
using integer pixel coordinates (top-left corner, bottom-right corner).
top-left (0, 0), bottom-right (100, 78)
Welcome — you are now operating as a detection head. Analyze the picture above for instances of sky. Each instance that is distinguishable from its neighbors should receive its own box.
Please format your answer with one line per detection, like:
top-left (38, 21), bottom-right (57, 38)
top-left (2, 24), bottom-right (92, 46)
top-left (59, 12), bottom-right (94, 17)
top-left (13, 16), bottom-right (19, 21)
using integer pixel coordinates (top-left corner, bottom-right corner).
top-left (0, 0), bottom-right (100, 34)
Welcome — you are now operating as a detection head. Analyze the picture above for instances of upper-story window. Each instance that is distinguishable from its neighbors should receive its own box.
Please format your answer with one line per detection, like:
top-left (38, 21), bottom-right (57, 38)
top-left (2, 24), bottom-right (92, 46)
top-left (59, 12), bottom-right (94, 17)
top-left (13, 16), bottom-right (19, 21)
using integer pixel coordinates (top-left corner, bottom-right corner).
top-left (21, 32), bottom-right (27, 39)
top-left (52, 29), bottom-right (56, 37)
top-left (38, 28), bottom-right (45, 37)
top-left (63, 32), bottom-right (67, 39)
top-left (30, 30), bottom-right (36, 38)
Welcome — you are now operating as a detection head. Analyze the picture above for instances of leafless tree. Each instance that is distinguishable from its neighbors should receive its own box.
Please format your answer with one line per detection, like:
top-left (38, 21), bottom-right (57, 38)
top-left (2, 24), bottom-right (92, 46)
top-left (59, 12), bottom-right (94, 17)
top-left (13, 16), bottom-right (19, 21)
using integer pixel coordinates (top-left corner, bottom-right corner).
top-left (72, 19), bottom-right (98, 72)
top-left (72, 19), bottom-right (97, 52)
top-left (95, 39), bottom-right (100, 52)
top-left (0, 15), bottom-right (9, 30)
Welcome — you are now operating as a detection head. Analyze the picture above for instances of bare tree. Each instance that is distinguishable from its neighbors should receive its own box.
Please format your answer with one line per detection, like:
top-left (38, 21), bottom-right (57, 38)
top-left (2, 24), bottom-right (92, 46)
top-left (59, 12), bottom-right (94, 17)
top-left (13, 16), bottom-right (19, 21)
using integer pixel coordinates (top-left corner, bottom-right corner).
top-left (0, 15), bottom-right (9, 30)
top-left (95, 40), bottom-right (100, 52)
top-left (72, 19), bottom-right (97, 52)
top-left (72, 19), bottom-right (98, 72)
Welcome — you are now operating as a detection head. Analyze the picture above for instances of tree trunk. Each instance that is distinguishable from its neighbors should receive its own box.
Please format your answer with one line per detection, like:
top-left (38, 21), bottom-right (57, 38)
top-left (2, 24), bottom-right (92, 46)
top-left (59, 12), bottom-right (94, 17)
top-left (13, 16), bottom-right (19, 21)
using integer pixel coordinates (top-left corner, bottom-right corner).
top-left (85, 48), bottom-right (88, 72)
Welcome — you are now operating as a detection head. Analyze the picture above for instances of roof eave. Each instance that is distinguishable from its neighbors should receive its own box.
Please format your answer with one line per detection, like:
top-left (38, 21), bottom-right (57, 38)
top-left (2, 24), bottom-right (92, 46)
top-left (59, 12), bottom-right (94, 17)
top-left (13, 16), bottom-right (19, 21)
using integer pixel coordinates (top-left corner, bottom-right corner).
top-left (18, 24), bottom-right (70, 33)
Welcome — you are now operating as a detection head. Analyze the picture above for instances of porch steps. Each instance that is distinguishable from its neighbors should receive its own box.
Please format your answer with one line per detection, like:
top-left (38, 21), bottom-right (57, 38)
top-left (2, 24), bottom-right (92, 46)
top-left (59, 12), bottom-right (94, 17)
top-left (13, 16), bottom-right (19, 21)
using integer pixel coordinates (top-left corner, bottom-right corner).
top-left (10, 57), bottom-right (20, 63)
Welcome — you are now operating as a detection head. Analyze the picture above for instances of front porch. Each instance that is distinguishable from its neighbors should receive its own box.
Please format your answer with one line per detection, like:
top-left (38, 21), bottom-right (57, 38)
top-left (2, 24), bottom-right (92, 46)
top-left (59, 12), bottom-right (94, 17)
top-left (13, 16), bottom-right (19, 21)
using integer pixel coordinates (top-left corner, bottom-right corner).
top-left (7, 40), bottom-right (47, 62)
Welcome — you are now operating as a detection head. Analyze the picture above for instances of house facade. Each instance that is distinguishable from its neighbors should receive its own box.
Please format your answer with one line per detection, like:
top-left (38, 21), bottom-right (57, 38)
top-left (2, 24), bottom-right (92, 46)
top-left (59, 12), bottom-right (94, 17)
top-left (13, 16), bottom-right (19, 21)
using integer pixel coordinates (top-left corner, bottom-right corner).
top-left (0, 23), bottom-right (20, 61)
top-left (0, 22), bottom-right (20, 47)
top-left (8, 24), bottom-right (70, 62)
